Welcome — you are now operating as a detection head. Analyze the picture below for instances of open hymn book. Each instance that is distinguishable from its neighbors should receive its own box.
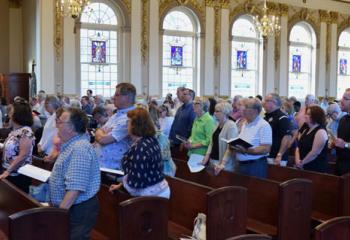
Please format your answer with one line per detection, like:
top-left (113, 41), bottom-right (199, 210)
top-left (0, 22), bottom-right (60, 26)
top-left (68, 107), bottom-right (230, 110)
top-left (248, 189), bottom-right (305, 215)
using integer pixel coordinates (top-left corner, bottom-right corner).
top-left (221, 137), bottom-right (253, 149)
top-left (18, 164), bottom-right (51, 182)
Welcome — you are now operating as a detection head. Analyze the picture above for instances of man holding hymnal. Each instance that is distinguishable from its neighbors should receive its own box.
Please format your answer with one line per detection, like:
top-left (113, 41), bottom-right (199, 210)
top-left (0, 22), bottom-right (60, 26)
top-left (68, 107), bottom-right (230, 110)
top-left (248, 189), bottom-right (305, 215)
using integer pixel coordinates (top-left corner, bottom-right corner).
top-left (229, 98), bottom-right (272, 178)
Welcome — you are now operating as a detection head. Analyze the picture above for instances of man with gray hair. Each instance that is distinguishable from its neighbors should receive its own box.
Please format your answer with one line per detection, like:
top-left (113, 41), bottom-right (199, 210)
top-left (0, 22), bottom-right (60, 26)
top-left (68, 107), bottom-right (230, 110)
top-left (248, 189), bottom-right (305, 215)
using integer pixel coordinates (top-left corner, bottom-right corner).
top-left (263, 93), bottom-right (292, 165)
top-left (95, 83), bottom-right (136, 169)
top-left (38, 96), bottom-right (61, 157)
top-left (231, 98), bottom-right (272, 178)
top-left (326, 103), bottom-right (346, 138)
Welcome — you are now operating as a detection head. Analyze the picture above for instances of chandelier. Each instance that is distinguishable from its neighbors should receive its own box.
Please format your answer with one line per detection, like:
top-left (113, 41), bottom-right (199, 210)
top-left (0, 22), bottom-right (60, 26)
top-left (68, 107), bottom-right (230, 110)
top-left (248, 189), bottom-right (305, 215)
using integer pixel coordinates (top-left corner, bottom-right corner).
top-left (56, 0), bottom-right (90, 19)
top-left (253, 0), bottom-right (281, 37)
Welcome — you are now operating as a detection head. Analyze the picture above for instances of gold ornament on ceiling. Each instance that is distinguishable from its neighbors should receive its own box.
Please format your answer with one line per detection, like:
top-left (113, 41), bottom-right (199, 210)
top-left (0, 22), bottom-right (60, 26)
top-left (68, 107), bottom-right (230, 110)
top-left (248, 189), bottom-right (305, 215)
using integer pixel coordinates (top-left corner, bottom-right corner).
top-left (253, 0), bottom-right (281, 37)
top-left (56, 0), bottom-right (90, 19)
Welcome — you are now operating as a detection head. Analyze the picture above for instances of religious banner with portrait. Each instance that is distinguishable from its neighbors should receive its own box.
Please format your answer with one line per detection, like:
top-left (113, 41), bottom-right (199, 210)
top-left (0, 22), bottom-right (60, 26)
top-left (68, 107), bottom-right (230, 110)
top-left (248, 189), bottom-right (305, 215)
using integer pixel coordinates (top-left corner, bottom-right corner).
top-left (92, 40), bottom-right (106, 64)
top-left (292, 55), bottom-right (301, 73)
top-left (340, 59), bottom-right (347, 75)
top-left (170, 46), bottom-right (183, 66)
top-left (236, 50), bottom-right (247, 70)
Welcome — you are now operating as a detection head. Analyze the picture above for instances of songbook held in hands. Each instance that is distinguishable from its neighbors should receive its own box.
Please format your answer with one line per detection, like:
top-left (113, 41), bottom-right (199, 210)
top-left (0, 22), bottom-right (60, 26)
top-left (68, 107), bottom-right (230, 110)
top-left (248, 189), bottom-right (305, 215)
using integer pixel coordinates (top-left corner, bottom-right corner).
top-left (187, 154), bottom-right (205, 173)
top-left (17, 164), bottom-right (51, 182)
top-left (221, 137), bottom-right (253, 149)
top-left (100, 167), bottom-right (124, 176)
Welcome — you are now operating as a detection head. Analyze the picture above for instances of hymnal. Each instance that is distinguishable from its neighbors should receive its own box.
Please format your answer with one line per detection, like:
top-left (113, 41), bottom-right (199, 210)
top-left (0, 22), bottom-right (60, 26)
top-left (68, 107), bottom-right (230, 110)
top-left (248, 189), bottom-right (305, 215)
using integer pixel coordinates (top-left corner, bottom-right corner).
top-left (100, 167), bottom-right (124, 176)
top-left (221, 137), bottom-right (253, 149)
top-left (18, 164), bottom-right (51, 182)
top-left (176, 134), bottom-right (188, 143)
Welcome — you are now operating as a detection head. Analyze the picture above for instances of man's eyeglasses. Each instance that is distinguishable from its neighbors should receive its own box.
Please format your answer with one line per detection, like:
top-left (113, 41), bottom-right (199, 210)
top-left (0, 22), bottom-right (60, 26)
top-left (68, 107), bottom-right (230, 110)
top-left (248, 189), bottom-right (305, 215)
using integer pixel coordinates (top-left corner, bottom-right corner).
top-left (56, 118), bottom-right (70, 125)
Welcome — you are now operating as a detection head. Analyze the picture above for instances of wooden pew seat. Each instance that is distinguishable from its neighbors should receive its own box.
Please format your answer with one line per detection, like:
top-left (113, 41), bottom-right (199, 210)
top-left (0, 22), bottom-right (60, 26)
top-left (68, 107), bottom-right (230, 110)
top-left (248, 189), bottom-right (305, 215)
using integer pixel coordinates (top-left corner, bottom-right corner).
top-left (315, 216), bottom-right (350, 240)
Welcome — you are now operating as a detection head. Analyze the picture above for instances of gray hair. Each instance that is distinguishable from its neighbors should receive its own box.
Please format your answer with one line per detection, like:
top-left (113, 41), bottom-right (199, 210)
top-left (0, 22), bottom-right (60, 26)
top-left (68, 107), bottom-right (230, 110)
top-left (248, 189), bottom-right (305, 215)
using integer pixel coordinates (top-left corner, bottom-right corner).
top-left (327, 103), bottom-right (341, 115)
top-left (244, 98), bottom-right (262, 114)
top-left (45, 96), bottom-right (61, 110)
top-left (268, 93), bottom-right (282, 107)
top-left (215, 101), bottom-right (233, 117)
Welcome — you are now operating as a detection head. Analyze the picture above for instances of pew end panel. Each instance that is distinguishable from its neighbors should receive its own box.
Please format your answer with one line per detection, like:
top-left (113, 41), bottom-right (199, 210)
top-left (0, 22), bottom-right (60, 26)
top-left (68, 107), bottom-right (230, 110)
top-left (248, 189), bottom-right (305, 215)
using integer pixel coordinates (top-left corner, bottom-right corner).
top-left (339, 173), bottom-right (350, 216)
top-left (0, 179), bottom-right (41, 215)
top-left (8, 207), bottom-right (69, 240)
top-left (278, 178), bottom-right (312, 240)
top-left (166, 176), bottom-right (209, 230)
top-left (95, 184), bottom-right (132, 239)
top-left (118, 196), bottom-right (168, 240)
top-left (226, 233), bottom-right (272, 240)
top-left (315, 216), bottom-right (350, 240)
top-left (207, 186), bottom-right (247, 240)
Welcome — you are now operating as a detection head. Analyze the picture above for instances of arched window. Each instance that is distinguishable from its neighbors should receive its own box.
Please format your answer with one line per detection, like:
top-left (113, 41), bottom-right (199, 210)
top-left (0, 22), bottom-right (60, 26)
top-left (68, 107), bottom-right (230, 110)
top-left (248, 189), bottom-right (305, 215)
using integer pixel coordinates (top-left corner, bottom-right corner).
top-left (288, 22), bottom-right (316, 99)
top-left (337, 28), bottom-right (350, 99)
top-left (161, 8), bottom-right (200, 96)
top-left (231, 15), bottom-right (263, 97)
top-left (79, 2), bottom-right (119, 97)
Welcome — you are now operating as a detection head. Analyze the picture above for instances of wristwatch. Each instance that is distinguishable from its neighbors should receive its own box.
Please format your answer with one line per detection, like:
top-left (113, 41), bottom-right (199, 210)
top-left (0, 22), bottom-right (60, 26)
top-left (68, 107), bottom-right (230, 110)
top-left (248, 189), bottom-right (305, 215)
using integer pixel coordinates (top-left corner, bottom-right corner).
top-left (345, 143), bottom-right (349, 149)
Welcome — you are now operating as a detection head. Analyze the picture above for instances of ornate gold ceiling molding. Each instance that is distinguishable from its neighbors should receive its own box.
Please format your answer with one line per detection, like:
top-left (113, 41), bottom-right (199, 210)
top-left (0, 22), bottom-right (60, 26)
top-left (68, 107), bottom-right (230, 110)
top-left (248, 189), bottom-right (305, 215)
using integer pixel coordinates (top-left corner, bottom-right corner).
top-left (214, 7), bottom-right (221, 65)
top-left (54, 1), bottom-right (63, 61)
top-left (141, 0), bottom-right (149, 64)
top-left (205, 0), bottom-right (230, 9)
top-left (288, 8), bottom-right (320, 46)
top-left (278, 4), bottom-right (289, 17)
top-left (329, 12), bottom-right (339, 24)
top-left (159, 0), bottom-right (205, 30)
top-left (229, 0), bottom-right (261, 25)
top-left (338, 17), bottom-right (350, 37)
top-left (319, 10), bottom-right (329, 23)
top-left (120, 0), bottom-right (131, 16)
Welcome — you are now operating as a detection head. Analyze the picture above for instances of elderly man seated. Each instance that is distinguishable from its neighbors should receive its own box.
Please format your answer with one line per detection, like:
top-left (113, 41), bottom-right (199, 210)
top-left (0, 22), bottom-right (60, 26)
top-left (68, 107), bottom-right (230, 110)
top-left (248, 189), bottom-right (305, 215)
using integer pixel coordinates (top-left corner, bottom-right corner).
top-left (326, 103), bottom-right (346, 139)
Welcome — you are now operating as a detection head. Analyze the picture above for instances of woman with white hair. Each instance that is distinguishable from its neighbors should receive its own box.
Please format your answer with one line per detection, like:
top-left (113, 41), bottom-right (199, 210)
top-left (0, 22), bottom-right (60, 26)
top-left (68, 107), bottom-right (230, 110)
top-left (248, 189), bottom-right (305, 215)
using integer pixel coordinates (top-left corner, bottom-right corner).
top-left (183, 97), bottom-right (216, 156)
top-left (202, 101), bottom-right (238, 174)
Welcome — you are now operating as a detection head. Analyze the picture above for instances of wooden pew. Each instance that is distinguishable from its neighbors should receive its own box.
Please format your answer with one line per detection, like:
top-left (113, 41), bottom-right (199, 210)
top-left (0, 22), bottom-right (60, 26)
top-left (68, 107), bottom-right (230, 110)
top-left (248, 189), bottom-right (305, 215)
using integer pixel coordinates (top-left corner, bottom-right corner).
top-left (314, 216), bottom-right (350, 240)
top-left (173, 159), bottom-right (312, 240)
top-left (227, 234), bottom-right (272, 240)
top-left (0, 179), bottom-right (69, 239)
top-left (267, 164), bottom-right (350, 221)
top-left (97, 177), bottom-right (247, 240)
top-left (167, 176), bottom-right (247, 240)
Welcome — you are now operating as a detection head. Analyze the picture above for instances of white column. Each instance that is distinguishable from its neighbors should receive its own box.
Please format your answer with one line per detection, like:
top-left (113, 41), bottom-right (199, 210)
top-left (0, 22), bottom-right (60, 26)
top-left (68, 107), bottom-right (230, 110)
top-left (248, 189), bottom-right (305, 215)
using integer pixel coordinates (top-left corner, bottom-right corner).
top-left (63, 17), bottom-right (76, 95)
top-left (279, 15), bottom-right (288, 96)
top-left (219, 8), bottom-right (230, 97)
top-left (130, 0), bottom-right (142, 94)
top-left (38, 0), bottom-right (55, 94)
top-left (148, 0), bottom-right (160, 96)
top-left (203, 6), bottom-right (214, 96)
top-left (329, 23), bottom-right (338, 98)
top-left (317, 21), bottom-right (327, 97)
top-left (265, 35), bottom-right (275, 95)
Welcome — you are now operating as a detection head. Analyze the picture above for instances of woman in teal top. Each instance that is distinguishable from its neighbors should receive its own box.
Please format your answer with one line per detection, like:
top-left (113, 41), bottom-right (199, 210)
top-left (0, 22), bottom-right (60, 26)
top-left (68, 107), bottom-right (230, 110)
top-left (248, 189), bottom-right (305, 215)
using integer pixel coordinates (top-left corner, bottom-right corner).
top-left (184, 97), bottom-right (216, 156)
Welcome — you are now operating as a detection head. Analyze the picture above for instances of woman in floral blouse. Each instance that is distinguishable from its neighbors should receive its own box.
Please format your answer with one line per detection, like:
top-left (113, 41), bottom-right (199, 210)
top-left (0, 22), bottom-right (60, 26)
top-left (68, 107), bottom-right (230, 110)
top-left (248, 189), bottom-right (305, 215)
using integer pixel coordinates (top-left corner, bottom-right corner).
top-left (109, 108), bottom-right (170, 199)
top-left (0, 99), bottom-right (35, 193)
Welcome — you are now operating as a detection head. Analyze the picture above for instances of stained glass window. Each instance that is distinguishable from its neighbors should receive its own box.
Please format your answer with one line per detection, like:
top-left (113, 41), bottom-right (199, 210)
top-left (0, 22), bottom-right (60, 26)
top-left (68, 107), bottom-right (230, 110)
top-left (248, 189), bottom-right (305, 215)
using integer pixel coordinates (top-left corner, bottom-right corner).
top-left (337, 28), bottom-right (350, 99)
top-left (288, 22), bottom-right (316, 99)
top-left (80, 3), bottom-right (118, 97)
top-left (162, 9), bottom-right (199, 97)
top-left (231, 15), bottom-right (263, 97)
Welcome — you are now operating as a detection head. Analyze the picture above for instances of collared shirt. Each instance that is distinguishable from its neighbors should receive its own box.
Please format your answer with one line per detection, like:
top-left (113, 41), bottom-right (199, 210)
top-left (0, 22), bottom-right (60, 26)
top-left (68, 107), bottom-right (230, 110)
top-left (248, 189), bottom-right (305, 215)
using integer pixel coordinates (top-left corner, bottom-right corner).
top-left (188, 112), bottom-right (216, 156)
top-left (264, 109), bottom-right (292, 159)
top-left (169, 102), bottom-right (196, 145)
top-left (236, 116), bottom-right (272, 161)
top-left (327, 112), bottom-right (347, 137)
top-left (49, 134), bottom-right (100, 207)
top-left (38, 113), bottom-right (57, 155)
top-left (95, 106), bottom-right (135, 169)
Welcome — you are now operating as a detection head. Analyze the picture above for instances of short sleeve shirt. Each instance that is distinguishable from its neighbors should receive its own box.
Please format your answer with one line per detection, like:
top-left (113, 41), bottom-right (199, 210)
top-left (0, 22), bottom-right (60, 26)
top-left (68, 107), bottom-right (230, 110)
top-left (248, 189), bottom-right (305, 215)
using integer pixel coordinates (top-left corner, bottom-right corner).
top-left (96, 106), bottom-right (135, 169)
top-left (49, 135), bottom-right (101, 207)
top-left (122, 136), bottom-right (164, 189)
top-left (236, 116), bottom-right (272, 161)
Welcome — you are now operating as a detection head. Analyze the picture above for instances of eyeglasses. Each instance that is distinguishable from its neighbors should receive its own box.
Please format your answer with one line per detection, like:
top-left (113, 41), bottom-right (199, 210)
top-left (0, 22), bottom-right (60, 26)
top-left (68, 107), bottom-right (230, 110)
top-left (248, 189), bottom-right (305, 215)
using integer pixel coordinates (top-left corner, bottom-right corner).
top-left (327, 111), bottom-right (336, 117)
top-left (55, 118), bottom-right (70, 125)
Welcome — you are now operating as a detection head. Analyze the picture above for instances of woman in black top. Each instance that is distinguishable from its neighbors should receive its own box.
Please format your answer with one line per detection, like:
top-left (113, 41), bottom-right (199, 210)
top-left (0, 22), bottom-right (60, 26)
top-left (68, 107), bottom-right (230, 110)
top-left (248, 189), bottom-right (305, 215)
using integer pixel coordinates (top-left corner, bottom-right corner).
top-left (295, 105), bottom-right (329, 173)
top-left (109, 108), bottom-right (170, 198)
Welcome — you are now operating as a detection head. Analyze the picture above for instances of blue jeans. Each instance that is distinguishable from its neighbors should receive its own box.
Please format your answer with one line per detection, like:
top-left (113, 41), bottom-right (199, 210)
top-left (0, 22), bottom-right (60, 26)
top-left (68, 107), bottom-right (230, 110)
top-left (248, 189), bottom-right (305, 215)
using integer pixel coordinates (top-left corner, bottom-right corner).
top-left (236, 157), bottom-right (267, 178)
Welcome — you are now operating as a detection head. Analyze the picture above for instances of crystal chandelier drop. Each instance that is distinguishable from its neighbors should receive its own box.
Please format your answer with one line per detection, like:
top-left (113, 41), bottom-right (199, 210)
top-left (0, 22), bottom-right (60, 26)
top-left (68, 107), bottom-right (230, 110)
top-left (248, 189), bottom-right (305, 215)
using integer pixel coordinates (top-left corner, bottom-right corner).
top-left (253, 0), bottom-right (281, 37)
top-left (56, 0), bottom-right (90, 19)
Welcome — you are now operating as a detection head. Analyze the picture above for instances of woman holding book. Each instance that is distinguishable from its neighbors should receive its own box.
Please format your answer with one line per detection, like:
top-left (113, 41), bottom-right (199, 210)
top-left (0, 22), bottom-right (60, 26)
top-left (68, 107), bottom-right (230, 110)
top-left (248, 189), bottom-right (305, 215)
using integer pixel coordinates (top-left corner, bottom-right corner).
top-left (202, 102), bottom-right (238, 175)
top-left (0, 99), bottom-right (35, 193)
top-left (183, 97), bottom-right (216, 156)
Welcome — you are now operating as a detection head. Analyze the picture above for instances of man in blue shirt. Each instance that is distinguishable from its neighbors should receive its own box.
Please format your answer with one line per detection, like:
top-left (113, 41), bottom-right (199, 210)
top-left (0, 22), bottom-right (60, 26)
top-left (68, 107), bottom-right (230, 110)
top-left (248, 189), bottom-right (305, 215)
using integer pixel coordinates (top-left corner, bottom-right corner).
top-left (169, 88), bottom-right (196, 146)
top-left (49, 107), bottom-right (100, 239)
